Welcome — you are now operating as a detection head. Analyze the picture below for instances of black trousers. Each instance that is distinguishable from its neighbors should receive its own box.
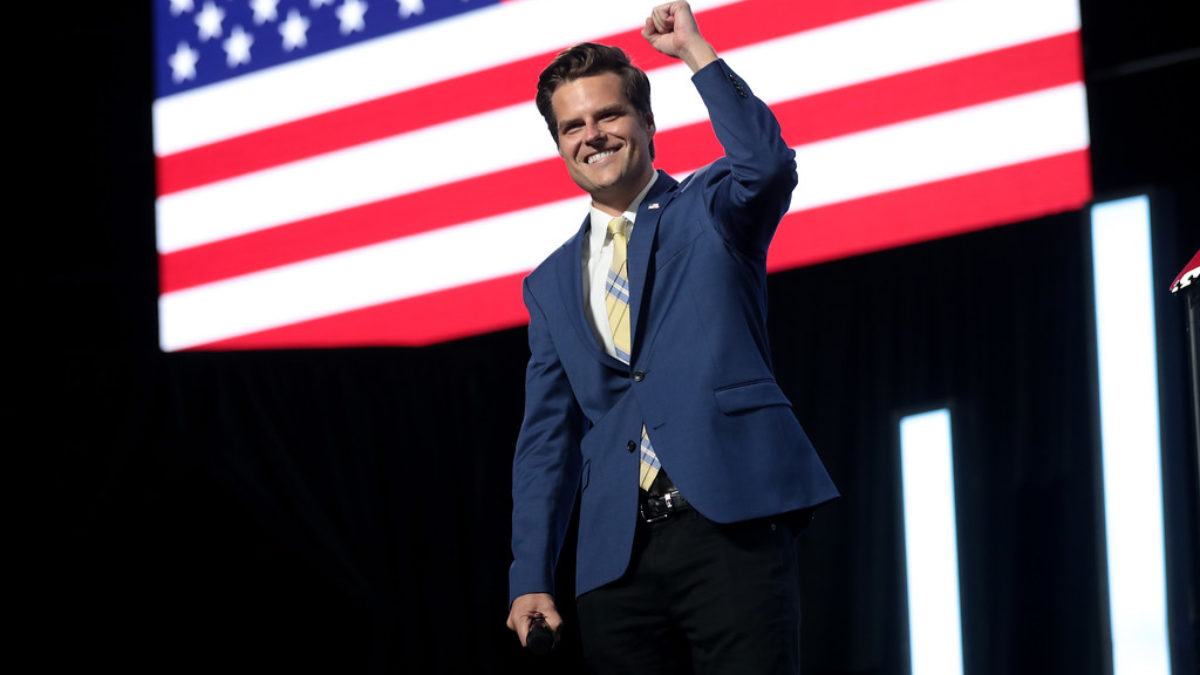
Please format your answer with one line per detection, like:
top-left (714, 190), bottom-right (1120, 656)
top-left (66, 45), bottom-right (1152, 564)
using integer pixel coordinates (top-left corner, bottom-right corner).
top-left (575, 507), bottom-right (804, 674)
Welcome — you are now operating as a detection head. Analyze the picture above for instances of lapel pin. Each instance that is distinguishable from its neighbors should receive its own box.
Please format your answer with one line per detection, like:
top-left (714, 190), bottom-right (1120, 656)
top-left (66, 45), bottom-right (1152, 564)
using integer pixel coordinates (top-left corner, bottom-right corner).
top-left (648, 203), bottom-right (660, 210)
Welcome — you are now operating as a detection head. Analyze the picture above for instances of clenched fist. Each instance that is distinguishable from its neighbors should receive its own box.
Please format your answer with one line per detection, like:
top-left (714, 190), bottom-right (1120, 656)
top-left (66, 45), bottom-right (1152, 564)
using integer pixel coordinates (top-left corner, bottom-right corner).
top-left (642, 1), bottom-right (718, 72)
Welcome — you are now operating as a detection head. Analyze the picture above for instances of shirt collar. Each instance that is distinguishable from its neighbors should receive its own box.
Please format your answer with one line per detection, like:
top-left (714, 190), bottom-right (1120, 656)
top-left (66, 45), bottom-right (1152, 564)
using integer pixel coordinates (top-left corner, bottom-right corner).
top-left (587, 173), bottom-right (658, 249)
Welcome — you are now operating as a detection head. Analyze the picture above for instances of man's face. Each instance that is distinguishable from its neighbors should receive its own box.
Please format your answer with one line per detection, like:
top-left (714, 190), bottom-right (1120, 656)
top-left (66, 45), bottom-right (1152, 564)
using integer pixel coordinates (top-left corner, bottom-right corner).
top-left (550, 72), bottom-right (656, 214)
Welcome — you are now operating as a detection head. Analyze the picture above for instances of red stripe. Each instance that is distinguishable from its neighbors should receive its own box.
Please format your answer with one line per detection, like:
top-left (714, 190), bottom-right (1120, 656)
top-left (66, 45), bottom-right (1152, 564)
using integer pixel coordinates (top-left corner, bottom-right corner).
top-left (160, 158), bottom-right (576, 293)
top-left (156, 0), bottom-right (925, 195)
top-left (160, 33), bottom-right (1082, 293)
top-left (767, 149), bottom-right (1092, 272)
top-left (186, 151), bottom-right (1091, 350)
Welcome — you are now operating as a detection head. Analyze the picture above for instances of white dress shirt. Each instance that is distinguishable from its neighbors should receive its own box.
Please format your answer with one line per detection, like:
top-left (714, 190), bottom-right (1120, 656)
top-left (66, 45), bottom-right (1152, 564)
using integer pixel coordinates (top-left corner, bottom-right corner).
top-left (581, 175), bottom-right (658, 359)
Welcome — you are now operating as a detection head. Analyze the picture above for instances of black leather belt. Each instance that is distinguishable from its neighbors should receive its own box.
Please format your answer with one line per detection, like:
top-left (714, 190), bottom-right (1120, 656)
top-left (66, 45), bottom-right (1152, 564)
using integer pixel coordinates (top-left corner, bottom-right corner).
top-left (639, 489), bottom-right (691, 523)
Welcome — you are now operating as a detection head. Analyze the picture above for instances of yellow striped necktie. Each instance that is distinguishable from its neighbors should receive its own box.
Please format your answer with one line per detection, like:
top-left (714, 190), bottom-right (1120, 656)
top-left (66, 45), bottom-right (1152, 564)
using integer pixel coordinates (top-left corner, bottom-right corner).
top-left (605, 217), bottom-right (661, 491)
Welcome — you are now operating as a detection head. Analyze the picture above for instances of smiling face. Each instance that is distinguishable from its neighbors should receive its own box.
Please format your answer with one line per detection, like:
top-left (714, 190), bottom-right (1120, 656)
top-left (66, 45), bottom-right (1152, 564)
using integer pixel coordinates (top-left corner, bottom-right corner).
top-left (550, 72), bottom-right (656, 215)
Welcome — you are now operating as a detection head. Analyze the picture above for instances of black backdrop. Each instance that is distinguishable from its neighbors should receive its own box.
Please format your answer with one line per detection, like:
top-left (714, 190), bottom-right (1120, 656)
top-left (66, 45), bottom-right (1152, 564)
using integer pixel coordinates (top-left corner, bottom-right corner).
top-left (26, 1), bottom-right (1199, 673)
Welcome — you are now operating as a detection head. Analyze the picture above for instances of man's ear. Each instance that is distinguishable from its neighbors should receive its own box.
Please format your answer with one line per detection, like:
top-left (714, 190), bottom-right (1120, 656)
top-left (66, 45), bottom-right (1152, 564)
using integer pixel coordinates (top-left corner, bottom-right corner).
top-left (644, 111), bottom-right (658, 161)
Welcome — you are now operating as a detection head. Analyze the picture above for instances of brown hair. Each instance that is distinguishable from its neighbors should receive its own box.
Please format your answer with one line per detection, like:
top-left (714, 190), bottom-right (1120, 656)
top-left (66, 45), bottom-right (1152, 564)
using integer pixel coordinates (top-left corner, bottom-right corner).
top-left (535, 43), bottom-right (654, 158)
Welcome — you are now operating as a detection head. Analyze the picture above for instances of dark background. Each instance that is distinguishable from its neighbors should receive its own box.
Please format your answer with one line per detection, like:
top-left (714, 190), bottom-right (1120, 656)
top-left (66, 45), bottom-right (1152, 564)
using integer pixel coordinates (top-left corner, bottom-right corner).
top-left (25, 1), bottom-right (1199, 672)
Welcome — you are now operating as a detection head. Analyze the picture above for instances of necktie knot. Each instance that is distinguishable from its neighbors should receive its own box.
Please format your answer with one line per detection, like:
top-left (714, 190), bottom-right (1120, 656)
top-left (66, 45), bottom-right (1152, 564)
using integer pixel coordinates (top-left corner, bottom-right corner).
top-left (607, 216), bottom-right (629, 241)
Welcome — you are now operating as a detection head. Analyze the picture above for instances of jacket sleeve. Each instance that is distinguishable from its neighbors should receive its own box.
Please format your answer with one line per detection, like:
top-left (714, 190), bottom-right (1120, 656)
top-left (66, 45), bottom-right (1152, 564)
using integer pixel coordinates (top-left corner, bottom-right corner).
top-left (691, 59), bottom-right (798, 257)
top-left (508, 277), bottom-right (584, 608)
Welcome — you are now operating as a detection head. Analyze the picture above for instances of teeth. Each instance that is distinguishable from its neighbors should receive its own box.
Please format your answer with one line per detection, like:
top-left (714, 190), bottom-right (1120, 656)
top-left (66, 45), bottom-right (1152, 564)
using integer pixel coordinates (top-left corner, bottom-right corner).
top-left (587, 150), bottom-right (615, 164)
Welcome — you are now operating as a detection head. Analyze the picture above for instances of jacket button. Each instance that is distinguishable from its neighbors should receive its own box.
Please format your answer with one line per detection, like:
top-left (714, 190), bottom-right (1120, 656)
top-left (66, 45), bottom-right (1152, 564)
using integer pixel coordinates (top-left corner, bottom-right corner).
top-left (633, 371), bottom-right (645, 382)
top-left (627, 441), bottom-right (637, 453)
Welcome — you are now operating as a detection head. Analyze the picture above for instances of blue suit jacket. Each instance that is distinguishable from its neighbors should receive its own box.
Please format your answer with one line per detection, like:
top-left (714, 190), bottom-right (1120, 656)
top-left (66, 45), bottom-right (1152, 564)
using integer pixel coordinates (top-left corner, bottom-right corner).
top-left (509, 60), bottom-right (838, 606)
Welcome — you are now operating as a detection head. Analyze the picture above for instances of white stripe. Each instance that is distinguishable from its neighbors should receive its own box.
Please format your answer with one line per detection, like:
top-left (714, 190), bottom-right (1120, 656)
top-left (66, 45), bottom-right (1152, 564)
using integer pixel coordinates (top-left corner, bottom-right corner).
top-left (152, 0), bottom-right (744, 155)
top-left (156, 0), bottom-right (1082, 253)
top-left (789, 83), bottom-right (1088, 212)
top-left (159, 86), bottom-right (1087, 350)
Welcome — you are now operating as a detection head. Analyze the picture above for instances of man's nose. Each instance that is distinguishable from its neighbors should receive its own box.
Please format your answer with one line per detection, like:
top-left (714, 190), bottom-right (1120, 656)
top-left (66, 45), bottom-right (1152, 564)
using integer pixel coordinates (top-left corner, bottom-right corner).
top-left (585, 121), bottom-right (606, 145)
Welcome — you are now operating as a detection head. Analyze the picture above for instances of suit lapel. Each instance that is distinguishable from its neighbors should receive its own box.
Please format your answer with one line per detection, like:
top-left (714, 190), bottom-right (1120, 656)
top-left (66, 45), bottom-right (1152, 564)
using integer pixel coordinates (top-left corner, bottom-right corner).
top-left (627, 171), bottom-right (677, 359)
top-left (554, 171), bottom-right (677, 368)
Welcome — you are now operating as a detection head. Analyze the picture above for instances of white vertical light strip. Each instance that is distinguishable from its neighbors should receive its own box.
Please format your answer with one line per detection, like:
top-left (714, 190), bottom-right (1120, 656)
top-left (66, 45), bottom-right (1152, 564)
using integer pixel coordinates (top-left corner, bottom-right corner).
top-left (1091, 195), bottom-right (1172, 675)
top-left (899, 408), bottom-right (964, 675)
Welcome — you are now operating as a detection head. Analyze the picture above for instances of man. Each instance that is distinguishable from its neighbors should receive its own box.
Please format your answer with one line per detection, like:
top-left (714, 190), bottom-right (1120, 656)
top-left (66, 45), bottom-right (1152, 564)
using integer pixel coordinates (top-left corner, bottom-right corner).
top-left (506, 2), bottom-right (838, 671)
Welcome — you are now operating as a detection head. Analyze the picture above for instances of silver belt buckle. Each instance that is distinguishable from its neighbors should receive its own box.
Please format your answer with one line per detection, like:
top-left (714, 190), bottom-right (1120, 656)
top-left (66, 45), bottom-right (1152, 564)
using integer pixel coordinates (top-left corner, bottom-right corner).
top-left (640, 492), bottom-right (675, 523)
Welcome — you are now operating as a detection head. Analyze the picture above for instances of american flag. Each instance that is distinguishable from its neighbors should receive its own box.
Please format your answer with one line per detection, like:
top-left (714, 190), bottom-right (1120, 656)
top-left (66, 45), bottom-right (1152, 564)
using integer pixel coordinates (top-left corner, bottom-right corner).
top-left (154, 0), bottom-right (1091, 351)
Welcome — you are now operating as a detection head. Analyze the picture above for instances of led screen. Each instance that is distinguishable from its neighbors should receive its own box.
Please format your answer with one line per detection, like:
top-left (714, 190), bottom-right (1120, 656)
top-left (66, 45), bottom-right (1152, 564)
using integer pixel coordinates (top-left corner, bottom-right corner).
top-left (154, 0), bottom-right (1091, 350)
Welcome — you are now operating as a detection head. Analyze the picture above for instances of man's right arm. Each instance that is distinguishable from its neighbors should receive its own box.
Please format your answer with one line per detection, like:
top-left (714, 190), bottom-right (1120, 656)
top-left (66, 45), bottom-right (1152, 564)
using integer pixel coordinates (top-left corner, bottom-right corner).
top-left (507, 278), bottom-right (584, 645)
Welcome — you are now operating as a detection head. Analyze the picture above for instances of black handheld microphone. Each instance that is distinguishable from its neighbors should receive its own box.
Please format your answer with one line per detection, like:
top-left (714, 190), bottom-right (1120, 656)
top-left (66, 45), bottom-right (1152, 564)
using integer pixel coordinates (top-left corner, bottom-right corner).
top-left (526, 618), bottom-right (555, 655)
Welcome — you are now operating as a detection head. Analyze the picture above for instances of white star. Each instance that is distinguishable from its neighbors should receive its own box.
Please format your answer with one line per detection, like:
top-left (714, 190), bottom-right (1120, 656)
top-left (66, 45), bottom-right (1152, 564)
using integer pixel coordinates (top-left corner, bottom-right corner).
top-left (250, 0), bottom-right (279, 24)
top-left (168, 41), bottom-right (200, 82)
top-left (195, 1), bottom-right (225, 41)
top-left (310, 0), bottom-right (335, 7)
top-left (336, 0), bottom-right (367, 34)
top-left (279, 9), bottom-right (311, 51)
top-left (396, 0), bottom-right (423, 19)
top-left (223, 24), bottom-right (254, 67)
top-left (169, 0), bottom-right (194, 16)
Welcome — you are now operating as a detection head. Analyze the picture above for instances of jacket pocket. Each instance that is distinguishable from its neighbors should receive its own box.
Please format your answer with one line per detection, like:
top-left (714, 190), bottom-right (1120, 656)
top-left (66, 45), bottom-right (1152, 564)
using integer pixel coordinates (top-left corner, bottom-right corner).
top-left (713, 379), bottom-right (792, 414)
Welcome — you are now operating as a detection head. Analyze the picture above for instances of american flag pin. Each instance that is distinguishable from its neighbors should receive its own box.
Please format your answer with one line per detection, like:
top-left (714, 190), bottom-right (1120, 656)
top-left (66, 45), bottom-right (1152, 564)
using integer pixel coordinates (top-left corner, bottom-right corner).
top-left (648, 203), bottom-right (660, 210)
